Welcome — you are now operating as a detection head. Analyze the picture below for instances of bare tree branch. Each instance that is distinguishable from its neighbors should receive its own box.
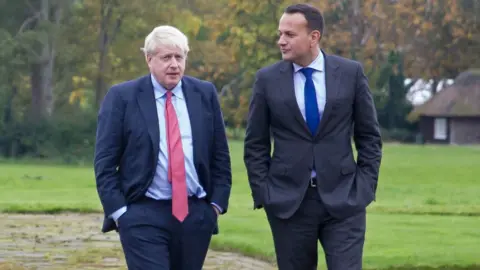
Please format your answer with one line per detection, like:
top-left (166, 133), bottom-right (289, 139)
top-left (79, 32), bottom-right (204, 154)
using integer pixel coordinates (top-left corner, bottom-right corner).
top-left (109, 11), bottom-right (125, 44)
top-left (17, 13), bottom-right (40, 35)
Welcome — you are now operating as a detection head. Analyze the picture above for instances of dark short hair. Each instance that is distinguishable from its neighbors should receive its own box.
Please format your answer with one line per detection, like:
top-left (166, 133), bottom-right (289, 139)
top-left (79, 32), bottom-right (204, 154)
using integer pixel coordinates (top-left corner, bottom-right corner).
top-left (285, 4), bottom-right (325, 36)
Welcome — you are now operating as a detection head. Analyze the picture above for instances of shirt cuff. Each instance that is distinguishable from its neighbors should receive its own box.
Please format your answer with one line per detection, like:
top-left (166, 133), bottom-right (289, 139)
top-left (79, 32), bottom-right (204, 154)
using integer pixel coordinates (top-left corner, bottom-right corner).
top-left (109, 206), bottom-right (127, 222)
top-left (210, 202), bottom-right (223, 214)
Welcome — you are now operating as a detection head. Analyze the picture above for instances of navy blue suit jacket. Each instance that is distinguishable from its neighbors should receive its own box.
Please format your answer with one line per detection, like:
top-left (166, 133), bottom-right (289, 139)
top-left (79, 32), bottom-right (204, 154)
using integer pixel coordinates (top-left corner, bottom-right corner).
top-left (94, 75), bottom-right (232, 233)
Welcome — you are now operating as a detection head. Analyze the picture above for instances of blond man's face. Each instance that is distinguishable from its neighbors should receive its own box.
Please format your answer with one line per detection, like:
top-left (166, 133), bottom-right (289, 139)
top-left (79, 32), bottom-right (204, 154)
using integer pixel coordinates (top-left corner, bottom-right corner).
top-left (146, 45), bottom-right (186, 90)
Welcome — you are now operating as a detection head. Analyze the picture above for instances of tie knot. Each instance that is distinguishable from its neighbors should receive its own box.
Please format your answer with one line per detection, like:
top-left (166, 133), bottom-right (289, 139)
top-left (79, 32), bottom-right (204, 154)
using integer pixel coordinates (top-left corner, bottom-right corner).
top-left (166, 91), bottom-right (173, 100)
top-left (300, 67), bottom-right (315, 79)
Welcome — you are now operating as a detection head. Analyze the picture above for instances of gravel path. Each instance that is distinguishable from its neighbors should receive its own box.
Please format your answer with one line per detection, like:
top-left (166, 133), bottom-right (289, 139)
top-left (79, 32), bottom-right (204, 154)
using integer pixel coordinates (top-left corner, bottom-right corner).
top-left (0, 213), bottom-right (275, 270)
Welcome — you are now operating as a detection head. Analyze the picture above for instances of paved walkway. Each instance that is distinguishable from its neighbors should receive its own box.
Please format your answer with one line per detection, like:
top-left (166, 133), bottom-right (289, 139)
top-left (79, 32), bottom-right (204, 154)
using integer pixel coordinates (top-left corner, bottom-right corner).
top-left (0, 214), bottom-right (275, 270)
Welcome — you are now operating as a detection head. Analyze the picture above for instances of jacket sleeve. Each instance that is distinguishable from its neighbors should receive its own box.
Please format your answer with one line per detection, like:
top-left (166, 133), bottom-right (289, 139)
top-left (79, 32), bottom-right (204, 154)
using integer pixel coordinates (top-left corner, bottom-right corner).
top-left (353, 63), bottom-right (383, 195)
top-left (243, 71), bottom-right (271, 209)
top-left (94, 86), bottom-right (127, 218)
top-left (208, 83), bottom-right (232, 214)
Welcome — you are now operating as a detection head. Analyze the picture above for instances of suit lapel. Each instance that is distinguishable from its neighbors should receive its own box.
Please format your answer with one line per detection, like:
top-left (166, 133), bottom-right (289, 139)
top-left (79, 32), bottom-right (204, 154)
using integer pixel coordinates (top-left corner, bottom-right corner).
top-left (315, 52), bottom-right (340, 138)
top-left (182, 77), bottom-right (201, 168)
top-left (278, 61), bottom-right (311, 135)
top-left (137, 75), bottom-right (160, 157)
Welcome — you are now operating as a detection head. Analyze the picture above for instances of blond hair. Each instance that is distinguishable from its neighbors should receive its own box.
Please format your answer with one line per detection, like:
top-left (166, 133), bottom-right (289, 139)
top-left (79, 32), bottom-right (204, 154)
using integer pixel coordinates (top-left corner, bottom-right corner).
top-left (141, 25), bottom-right (190, 56)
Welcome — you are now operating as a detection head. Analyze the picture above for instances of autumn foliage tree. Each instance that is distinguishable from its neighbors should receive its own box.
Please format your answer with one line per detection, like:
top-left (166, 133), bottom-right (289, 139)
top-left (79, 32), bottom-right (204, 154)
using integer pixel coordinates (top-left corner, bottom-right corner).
top-left (0, 0), bottom-right (478, 158)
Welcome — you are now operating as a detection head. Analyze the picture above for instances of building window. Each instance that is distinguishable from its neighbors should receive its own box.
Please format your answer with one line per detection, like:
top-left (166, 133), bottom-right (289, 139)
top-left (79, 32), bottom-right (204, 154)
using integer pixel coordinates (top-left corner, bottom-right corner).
top-left (434, 118), bottom-right (447, 140)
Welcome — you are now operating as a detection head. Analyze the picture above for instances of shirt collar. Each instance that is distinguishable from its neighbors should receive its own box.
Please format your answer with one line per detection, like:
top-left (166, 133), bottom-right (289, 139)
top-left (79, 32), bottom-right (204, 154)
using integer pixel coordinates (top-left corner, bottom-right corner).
top-left (292, 49), bottom-right (324, 73)
top-left (151, 74), bottom-right (184, 100)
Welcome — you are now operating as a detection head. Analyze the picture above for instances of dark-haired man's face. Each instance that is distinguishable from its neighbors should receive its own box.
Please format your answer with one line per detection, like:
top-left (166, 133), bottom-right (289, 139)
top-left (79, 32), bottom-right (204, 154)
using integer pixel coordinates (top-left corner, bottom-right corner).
top-left (277, 12), bottom-right (319, 66)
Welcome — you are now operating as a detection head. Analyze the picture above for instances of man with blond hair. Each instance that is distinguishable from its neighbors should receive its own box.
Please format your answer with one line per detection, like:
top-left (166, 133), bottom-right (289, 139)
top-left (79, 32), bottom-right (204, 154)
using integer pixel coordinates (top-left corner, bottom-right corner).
top-left (94, 25), bottom-right (232, 269)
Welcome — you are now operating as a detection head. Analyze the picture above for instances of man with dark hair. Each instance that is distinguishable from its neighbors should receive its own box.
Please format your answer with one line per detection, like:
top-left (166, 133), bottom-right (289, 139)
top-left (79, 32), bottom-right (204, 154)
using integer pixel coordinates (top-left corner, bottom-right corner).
top-left (244, 3), bottom-right (382, 270)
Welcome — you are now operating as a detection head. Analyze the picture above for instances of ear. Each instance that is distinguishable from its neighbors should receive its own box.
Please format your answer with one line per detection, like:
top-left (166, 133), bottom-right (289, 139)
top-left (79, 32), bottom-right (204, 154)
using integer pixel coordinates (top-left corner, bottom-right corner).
top-left (310, 30), bottom-right (321, 45)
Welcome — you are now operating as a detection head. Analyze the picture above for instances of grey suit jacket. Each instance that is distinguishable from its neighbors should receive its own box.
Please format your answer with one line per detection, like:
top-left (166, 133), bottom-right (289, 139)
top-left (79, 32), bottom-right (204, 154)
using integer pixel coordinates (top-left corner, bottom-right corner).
top-left (243, 51), bottom-right (382, 220)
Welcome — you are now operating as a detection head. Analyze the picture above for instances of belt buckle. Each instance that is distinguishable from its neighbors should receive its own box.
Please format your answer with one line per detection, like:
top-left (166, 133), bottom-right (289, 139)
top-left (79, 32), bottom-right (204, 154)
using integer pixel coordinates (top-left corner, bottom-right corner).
top-left (310, 178), bottom-right (317, 187)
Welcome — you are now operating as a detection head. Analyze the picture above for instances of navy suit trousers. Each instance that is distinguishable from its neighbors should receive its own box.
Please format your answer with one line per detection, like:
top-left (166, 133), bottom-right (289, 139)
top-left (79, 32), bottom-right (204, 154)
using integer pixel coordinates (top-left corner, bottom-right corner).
top-left (117, 196), bottom-right (218, 270)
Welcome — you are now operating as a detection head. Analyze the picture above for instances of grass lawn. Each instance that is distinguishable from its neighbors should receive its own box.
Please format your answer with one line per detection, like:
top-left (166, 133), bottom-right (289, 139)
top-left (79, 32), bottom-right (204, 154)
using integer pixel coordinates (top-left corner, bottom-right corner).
top-left (1, 141), bottom-right (479, 269)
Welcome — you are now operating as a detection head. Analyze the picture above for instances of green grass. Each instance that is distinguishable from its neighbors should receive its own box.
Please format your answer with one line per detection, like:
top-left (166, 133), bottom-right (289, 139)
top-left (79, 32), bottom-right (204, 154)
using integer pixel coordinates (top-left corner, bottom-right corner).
top-left (0, 163), bottom-right (101, 213)
top-left (371, 144), bottom-right (480, 216)
top-left (1, 141), bottom-right (480, 269)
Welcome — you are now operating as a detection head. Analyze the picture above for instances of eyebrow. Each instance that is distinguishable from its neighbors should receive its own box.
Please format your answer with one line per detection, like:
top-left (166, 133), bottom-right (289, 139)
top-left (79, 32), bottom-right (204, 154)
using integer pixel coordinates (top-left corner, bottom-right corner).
top-left (159, 53), bottom-right (184, 57)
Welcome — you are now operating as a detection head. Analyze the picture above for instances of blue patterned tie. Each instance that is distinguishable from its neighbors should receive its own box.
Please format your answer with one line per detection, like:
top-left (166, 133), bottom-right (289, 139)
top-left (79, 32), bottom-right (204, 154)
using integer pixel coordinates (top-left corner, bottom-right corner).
top-left (301, 67), bottom-right (320, 135)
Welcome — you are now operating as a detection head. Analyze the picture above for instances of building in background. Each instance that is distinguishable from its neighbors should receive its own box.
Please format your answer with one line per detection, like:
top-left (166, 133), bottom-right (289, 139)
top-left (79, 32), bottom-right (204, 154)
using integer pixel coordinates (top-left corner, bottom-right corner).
top-left (409, 70), bottom-right (480, 145)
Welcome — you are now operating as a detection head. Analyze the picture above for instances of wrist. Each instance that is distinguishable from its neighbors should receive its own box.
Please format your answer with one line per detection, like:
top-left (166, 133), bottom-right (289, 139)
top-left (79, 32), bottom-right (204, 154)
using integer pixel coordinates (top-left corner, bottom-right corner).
top-left (212, 204), bottom-right (220, 216)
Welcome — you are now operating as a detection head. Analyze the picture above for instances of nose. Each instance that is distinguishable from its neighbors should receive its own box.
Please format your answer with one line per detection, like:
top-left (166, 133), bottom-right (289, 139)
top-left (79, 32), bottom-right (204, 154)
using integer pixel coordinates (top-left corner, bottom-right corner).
top-left (169, 58), bottom-right (179, 69)
top-left (277, 36), bottom-right (286, 46)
